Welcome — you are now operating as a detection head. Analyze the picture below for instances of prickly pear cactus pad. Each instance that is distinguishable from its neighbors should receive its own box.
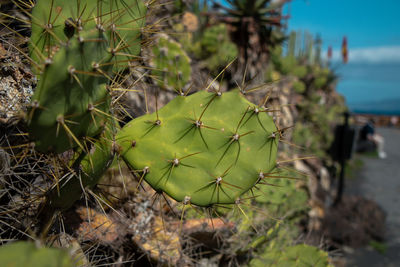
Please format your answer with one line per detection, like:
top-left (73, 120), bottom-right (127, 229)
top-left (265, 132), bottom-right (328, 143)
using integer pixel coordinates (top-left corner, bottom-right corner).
top-left (250, 244), bottom-right (332, 267)
top-left (0, 241), bottom-right (73, 267)
top-left (47, 120), bottom-right (116, 210)
top-left (150, 34), bottom-right (191, 91)
top-left (28, 33), bottom-right (111, 153)
top-left (28, 0), bottom-right (147, 153)
top-left (117, 90), bottom-right (279, 206)
top-left (30, 0), bottom-right (146, 72)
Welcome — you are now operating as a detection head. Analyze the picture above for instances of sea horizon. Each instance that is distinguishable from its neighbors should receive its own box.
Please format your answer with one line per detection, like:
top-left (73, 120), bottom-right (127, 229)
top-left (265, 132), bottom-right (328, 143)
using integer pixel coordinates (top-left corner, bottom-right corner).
top-left (334, 61), bottom-right (400, 115)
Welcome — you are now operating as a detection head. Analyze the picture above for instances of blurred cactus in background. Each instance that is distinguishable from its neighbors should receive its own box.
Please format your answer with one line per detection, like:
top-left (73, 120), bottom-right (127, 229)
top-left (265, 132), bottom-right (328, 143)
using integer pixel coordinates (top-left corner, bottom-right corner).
top-left (150, 34), bottom-right (192, 92)
top-left (211, 0), bottom-right (289, 81)
top-left (0, 241), bottom-right (74, 267)
top-left (199, 23), bottom-right (238, 73)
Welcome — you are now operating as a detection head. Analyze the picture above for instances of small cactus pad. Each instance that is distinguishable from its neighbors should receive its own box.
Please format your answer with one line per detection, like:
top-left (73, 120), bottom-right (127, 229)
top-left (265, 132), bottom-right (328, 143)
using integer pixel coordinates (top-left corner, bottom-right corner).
top-left (199, 23), bottom-right (238, 72)
top-left (117, 90), bottom-right (279, 207)
top-left (0, 241), bottom-right (73, 267)
top-left (30, 0), bottom-right (146, 72)
top-left (201, 24), bottom-right (232, 54)
top-left (250, 244), bottom-right (332, 267)
top-left (150, 34), bottom-right (191, 92)
top-left (253, 169), bottom-right (307, 206)
top-left (28, 32), bottom-right (111, 153)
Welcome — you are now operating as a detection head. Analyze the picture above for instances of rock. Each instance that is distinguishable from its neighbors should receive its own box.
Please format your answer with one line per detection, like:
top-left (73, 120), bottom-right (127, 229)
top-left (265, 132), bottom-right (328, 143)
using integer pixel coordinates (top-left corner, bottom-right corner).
top-left (321, 195), bottom-right (386, 247)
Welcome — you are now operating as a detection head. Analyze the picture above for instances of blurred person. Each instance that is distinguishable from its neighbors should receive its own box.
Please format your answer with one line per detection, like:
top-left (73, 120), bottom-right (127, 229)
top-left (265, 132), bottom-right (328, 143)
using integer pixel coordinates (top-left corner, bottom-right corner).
top-left (390, 116), bottom-right (398, 127)
top-left (357, 119), bottom-right (386, 159)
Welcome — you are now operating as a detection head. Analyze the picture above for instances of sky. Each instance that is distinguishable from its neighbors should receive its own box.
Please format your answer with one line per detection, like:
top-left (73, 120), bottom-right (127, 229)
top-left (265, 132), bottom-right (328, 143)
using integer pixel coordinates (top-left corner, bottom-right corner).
top-left (285, 0), bottom-right (400, 63)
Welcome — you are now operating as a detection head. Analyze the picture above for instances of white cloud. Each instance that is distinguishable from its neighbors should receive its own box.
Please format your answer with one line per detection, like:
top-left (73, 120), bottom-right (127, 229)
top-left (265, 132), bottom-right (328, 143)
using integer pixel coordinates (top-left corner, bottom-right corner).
top-left (328, 46), bottom-right (400, 63)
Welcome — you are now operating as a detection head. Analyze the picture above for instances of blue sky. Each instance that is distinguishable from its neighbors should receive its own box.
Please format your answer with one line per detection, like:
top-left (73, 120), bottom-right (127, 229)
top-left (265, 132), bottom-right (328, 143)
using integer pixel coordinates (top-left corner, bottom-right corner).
top-left (285, 0), bottom-right (400, 63)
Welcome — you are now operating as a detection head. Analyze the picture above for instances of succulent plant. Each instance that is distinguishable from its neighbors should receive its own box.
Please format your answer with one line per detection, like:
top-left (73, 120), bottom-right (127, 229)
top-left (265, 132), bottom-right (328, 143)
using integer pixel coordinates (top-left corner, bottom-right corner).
top-left (212, 0), bottom-right (289, 79)
top-left (253, 169), bottom-right (307, 205)
top-left (24, 0), bottom-right (146, 214)
top-left (200, 24), bottom-right (238, 72)
top-left (116, 89), bottom-right (279, 206)
top-left (28, 33), bottom-right (112, 153)
top-left (201, 24), bottom-right (229, 54)
top-left (292, 80), bottom-right (306, 94)
top-left (0, 1), bottom-right (336, 267)
top-left (27, 0), bottom-right (146, 153)
top-left (46, 119), bottom-right (117, 210)
top-left (29, 0), bottom-right (146, 73)
top-left (150, 34), bottom-right (192, 92)
top-left (250, 244), bottom-right (332, 267)
top-left (0, 241), bottom-right (73, 267)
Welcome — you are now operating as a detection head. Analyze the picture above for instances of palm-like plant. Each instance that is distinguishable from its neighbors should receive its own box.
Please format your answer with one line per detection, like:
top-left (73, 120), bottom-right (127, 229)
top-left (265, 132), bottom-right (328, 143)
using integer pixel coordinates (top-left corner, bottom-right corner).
top-left (212, 0), bottom-right (289, 82)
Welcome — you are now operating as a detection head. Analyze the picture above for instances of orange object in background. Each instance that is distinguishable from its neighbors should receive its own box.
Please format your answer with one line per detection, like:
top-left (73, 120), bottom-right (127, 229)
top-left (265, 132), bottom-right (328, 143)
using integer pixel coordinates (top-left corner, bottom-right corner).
top-left (342, 36), bottom-right (348, 63)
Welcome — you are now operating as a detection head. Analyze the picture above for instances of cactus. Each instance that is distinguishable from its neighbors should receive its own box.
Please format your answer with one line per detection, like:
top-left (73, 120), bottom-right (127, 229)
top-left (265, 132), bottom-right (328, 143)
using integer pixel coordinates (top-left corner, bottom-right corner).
top-left (150, 34), bottom-right (192, 92)
top-left (304, 31), bottom-right (314, 64)
top-left (201, 24), bottom-right (229, 54)
top-left (207, 41), bottom-right (238, 72)
top-left (25, 0), bottom-right (145, 212)
top-left (176, 23), bottom-right (238, 74)
top-left (46, 119), bottom-right (117, 210)
top-left (293, 81), bottom-right (306, 94)
top-left (26, 1), bottom-right (279, 213)
top-left (116, 89), bottom-right (279, 207)
top-left (0, 241), bottom-right (73, 267)
top-left (250, 244), bottom-right (332, 267)
top-left (28, 0), bottom-right (146, 153)
top-left (252, 168), bottom-right (308, 217)
top-left (28, 34), bottom-right (112, 153)
top-left (200, 24), bottom-right (238, 72)
top-left (314, 34), bottom-right (322, 64)
top-left (29, 0), bottom-right (146, 73)
top-left (312, 67), bottom-right (331, 89)
top-left (287, 31), bottom-right (296, 58)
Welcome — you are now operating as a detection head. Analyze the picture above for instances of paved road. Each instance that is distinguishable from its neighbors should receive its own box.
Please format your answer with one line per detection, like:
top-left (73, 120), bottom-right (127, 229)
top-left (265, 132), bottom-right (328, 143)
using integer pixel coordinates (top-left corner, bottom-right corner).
top-left (345, 127), bottom-right (400, 266)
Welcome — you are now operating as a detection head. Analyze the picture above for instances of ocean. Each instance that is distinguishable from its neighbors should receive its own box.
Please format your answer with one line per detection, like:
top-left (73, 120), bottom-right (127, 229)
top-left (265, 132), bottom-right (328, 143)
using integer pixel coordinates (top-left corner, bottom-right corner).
top-left (334, 62), bottom-right (400, 115)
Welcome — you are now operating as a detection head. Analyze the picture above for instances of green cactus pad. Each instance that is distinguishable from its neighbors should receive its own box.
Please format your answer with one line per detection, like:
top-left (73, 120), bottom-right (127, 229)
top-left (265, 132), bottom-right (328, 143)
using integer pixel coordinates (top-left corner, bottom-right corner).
top-left (293, 80), bottom-right (306, 94)
top-left (150, 34), bottom-right (192, 92)
top-left (200, 24), bottom-right (238, 72)
top-left (30, 0), bottom-right (146, 72)
top-left (117, 90), bottom-right (278, 206)
top-left (0, 241), bottom-right (73, 267)
top-left (201, 24), bottom-right (230, 54)
top-left (253, 169), bottom-right (307, 205)
top-left (47, 120), bottom-right (116, 210)
top-left (250, 244), bottom-right (332, 267)
top-left (28, 32), bottom-right (111, 153)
